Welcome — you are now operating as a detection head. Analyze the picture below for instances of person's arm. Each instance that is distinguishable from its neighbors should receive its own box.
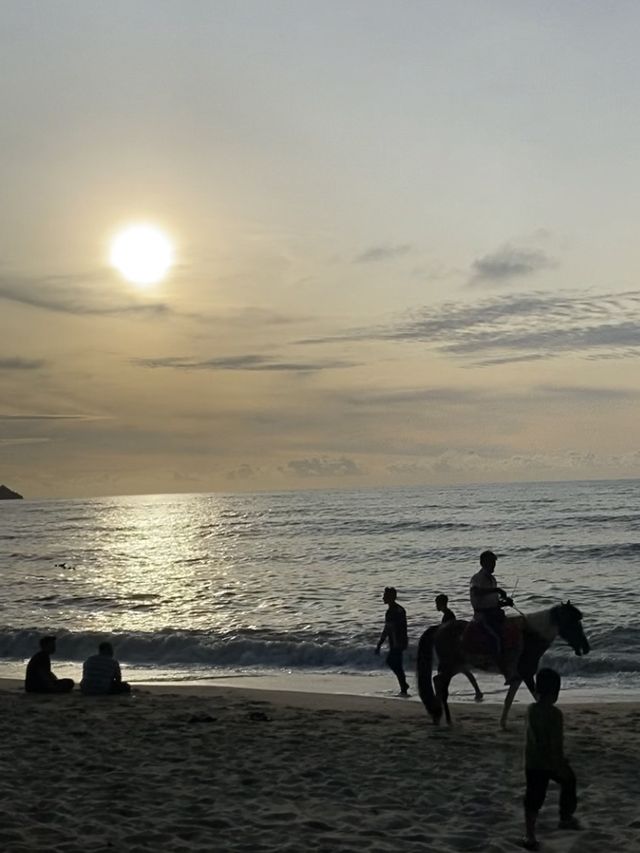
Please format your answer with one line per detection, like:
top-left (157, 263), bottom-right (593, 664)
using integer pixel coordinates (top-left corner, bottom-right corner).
top-left (375, 623), bottom-right (388, 654)
top-left (113, 660), bottom-right (122, 685)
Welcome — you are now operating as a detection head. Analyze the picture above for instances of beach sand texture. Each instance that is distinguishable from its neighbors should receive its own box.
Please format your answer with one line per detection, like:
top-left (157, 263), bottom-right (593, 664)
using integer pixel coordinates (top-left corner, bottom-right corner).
top-left (0, 683), bottom-right (638, 853)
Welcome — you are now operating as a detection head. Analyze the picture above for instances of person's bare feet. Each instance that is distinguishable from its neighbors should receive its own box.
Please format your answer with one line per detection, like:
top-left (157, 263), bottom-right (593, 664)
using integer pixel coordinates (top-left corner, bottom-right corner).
top-left (520, 838), bottom-right (539, 851)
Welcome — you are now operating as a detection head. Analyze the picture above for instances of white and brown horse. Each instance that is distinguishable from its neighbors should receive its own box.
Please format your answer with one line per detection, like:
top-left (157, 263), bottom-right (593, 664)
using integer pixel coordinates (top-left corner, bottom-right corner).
top-left (417, 602), bottom-right (590, 728)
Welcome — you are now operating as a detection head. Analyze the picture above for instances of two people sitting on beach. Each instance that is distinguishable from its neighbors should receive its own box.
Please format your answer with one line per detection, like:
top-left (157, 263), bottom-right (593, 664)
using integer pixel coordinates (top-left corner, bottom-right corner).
top-left (25, 636), bottom-right (130, 696)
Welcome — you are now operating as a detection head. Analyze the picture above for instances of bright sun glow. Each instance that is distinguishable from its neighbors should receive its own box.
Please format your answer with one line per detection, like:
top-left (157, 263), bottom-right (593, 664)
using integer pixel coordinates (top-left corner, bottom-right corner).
top-left (110, 224), bottom-right (174, 286)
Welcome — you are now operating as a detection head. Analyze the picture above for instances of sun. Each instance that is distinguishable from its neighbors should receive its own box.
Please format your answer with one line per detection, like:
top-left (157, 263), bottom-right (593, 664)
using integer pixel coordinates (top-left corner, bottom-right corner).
top-left (110, 224), bottom-right (174, 286)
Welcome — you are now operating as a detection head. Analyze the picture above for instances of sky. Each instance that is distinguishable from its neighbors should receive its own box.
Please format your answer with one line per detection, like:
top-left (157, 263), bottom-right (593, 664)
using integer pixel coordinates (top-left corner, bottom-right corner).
top-left (2, 1), bottom-right (640, 499)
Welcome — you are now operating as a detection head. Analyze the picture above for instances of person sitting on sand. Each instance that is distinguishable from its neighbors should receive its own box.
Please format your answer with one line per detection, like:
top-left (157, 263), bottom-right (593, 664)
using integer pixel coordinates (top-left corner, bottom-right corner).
top-left (470, 550), bottom-right (517, 683)
top-left (81, 642), bottom-right (131, 696)
top-left (375, 587), bottom-right (410, 696)
top-left (522, 668), bottom-right (580, 851)
top-left (435, 595), bottom-right (483, 702)
top-left (25, 636), bottom-right (74, 693)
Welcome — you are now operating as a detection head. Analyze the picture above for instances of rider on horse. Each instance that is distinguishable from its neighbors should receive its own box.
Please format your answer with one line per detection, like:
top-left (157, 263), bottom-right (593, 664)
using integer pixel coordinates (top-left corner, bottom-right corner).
top-left (469, 550), bottom-right (519, 684)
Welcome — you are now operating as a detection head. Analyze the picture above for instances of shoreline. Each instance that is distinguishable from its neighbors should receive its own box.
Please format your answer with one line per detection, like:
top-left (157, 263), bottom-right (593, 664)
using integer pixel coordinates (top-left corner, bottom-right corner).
top-left (1, 675), bottom-right (638, 714)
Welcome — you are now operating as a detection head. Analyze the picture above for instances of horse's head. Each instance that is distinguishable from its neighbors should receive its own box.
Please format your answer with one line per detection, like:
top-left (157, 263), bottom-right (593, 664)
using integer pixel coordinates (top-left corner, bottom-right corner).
top-left (550, 601), bottom-right (590, 656)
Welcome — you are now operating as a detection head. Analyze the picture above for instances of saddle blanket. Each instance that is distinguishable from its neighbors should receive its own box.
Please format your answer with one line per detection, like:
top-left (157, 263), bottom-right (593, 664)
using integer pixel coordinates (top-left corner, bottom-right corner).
top-left (461, 618), bottom-right (522, 657)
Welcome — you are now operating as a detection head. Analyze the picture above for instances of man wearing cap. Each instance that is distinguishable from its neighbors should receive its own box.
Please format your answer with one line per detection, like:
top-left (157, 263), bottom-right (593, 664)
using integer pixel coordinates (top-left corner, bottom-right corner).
top-left (470, 551), bottom-right (517, 683)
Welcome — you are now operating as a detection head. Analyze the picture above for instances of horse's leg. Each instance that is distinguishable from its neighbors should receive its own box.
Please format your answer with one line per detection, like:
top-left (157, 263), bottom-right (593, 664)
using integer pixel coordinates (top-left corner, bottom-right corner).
top-left (500, 679), bottom-right (521, 730)
top-left (462, 667), bottom-right (483, 702)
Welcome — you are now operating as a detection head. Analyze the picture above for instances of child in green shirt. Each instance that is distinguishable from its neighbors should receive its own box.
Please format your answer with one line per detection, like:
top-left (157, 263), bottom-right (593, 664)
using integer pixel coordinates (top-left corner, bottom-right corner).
top-left (522, 668), bottom-right (579, 851)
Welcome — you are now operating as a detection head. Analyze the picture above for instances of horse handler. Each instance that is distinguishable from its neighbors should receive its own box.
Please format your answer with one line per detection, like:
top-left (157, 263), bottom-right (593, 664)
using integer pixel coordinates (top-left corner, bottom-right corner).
top-left (375, 586), bottom-right (410, 696)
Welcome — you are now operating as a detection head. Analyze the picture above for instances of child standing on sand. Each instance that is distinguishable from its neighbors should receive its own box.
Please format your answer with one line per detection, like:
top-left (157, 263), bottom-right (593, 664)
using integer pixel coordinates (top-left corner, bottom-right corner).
top-left (522, 668), bottom-right (580, 851)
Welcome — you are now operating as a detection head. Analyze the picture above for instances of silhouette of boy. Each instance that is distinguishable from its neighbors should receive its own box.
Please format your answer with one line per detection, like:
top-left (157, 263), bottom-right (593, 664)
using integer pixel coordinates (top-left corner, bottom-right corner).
top-left (435, 593), bottom-right (456, 624)
top-left (435, 594), bottom-right (483, 702)
top-left (522, 668), bottom-right (580, 850)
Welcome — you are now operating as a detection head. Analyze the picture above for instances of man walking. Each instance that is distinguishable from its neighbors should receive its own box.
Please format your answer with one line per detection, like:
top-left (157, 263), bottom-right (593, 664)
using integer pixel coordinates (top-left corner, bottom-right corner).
top-left (375, 587), bottom-right (410, 696)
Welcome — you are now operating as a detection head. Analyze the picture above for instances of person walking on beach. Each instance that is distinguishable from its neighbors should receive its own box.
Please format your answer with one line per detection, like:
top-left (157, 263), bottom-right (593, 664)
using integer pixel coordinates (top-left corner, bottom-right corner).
top-left (25, 636), bottom-right (74, 693)
top-left (81, 642), bottom-right (131, 695)
top-left (375, 587), bottom-right (410, 696)
top-left (522, 668), bottom-right (580, 850)
top-left (435, 594), bottom-right (484, 702)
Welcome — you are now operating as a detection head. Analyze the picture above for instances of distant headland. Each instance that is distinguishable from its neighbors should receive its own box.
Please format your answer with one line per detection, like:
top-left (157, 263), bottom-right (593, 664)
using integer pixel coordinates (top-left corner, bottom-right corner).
top-left (0, 484), bottom-right (23, 500)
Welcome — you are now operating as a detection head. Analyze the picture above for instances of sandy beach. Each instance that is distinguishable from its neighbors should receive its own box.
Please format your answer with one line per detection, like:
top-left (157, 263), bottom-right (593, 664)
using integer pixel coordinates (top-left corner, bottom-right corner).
top-left (0, 680), bottom-right (638, 853)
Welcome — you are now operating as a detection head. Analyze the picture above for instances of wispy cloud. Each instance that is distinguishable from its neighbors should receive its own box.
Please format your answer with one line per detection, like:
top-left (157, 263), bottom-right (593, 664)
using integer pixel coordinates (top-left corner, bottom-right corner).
top-left (0, 437), bottom-right (51, 446)
top-left (134, 354), bottom-right (357, 372)
top-left (355, 244), bottom-right (412, 263)
top-left (302, 289), bottom-right (640, 365)
top-left (0, 413), bottom-right (104, 421)
top-left (0, 274), bottom-right (171, 317)
top-left (0, 357), bottom-right (46, 370)
top-left (281, 456), bottom-right (362, 477)
top-left (471, 245), bottom-right (556, 283)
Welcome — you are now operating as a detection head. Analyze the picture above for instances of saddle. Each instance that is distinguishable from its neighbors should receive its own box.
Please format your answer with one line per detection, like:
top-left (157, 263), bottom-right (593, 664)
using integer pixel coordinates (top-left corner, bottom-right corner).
top-left (461, 618), bottom-right (522, 658)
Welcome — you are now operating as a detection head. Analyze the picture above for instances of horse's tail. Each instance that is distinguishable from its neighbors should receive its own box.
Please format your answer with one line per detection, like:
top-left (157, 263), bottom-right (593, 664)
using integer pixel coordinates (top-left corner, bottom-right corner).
top-left (417, 626), bottom-right (442, 724)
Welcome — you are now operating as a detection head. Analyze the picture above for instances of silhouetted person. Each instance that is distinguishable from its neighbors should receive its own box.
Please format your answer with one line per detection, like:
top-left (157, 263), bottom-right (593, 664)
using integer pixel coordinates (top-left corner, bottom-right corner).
top-left (435, 594), bottom-right (483, 702)
top-left (81, 642), bottom-right (131, 695)
top-left (435, 593), bottom-right (456, 624)
top-left (470, 550), bottom-right (517, 683)
top-left (375, 587), bottom-right (409, 696)
top-left (25, 636), bottom-right (74, 693)
top-left (522, 668), bottom-right (580, 851)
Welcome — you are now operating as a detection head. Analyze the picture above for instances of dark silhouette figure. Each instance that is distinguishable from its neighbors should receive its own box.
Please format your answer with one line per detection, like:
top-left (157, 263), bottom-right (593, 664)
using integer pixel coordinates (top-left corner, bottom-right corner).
top-left (25, 636), bottom-right (74, 693)
top-left (522, 668), bottom-right (580, 850)
top-left (435, 595), bottom-right (483, 702)
top-left (81, 642), bottom-right (131, 695)
top-left (417, 601), bottom-right (590, 728)
top-left (375, 587), bottom-right (409, 695)
top-left (435, 593), bottom-right (456, 624)
top-left (470, 550), bottom-right (518, 682)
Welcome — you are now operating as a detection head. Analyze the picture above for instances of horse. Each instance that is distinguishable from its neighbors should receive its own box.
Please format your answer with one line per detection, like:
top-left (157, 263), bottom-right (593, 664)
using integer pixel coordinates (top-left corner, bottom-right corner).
top-left (417, 601), bottom-right (590, 729)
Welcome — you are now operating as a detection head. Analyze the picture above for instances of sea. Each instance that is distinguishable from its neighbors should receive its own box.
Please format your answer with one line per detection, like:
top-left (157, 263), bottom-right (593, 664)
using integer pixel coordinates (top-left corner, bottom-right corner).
top-left (1, 479), bottom-right (639, 703)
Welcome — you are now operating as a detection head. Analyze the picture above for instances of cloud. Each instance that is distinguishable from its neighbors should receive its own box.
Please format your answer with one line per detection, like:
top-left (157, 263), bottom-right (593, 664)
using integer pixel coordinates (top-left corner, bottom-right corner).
top-left (134, 354), bottom-right (357, 372)
top-left (355, 244), bottom-right (412, 263)
top-left (0, 437), bottom-right (51, 446)
top-left (227, 463), bottom-right (259, 480)
top-left (0, 413), bottom-right (103, 421)
top-left (303, 289), bottom-right (640, 365)
top-left (0, 274), bottom-right (171, 317)
top-left (0, 357), bottom-right (46, 370)
top-left (282, 456), bottom-right (363, 477)
top-left (471, 245), bottom-right (556, 283)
